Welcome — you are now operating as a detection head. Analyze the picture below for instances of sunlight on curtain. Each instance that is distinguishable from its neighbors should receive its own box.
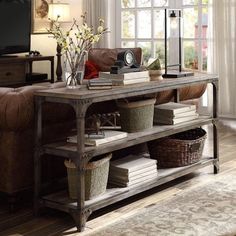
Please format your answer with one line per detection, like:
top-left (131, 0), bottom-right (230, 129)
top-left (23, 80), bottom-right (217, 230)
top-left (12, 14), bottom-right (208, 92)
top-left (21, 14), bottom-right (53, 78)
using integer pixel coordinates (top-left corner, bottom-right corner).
top-left (208, 0), bottom-right (236, 117)
top-left (82, 0), bottom-right (116, 48)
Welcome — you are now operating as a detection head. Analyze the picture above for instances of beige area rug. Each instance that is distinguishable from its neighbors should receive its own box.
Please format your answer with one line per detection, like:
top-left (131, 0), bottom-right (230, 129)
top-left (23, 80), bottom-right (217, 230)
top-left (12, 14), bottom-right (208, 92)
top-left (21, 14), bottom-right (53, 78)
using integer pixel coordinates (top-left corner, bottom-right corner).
top-left (88, 169), bottom-right (236, 236)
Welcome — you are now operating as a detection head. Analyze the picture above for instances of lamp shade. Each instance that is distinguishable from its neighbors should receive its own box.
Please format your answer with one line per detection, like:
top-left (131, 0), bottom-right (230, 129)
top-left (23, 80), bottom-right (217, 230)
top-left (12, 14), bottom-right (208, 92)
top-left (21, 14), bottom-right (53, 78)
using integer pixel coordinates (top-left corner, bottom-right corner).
top-left (48, 3), bottom-right (70, 22)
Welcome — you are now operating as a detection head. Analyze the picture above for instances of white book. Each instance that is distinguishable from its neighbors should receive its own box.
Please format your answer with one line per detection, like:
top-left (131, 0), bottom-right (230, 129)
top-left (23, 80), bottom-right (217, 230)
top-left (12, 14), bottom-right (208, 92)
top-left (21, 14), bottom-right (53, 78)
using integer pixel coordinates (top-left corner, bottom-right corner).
top-left (111, 77), bottom-right (150, 85)
top-left (67, 130), bottom-right (128, 146)
top-left (154, 102), bottom-right (196, 116)
top-left (109, 168), bottom-right (158, 183)
top-left (109, 173), bottom-right (158, 187)
top-left (155, 110), bottom-right (198, 119)
top-left (154, 113), bottom-right (199, 125)
top-left (99, 71), bottom-right (149, 80)
top-left (109, 165), bottom-right (158, 181)
top-left (110, 155), bottom-right (157, 174)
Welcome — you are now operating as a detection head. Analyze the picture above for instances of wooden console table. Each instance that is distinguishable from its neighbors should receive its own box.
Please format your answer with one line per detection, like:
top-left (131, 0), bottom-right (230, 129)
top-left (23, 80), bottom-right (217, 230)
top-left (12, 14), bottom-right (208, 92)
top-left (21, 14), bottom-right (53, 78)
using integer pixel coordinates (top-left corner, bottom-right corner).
top-left (34, 73), bottom-right (219, 232)
top-left (0, 55), bottom-right (54, 87)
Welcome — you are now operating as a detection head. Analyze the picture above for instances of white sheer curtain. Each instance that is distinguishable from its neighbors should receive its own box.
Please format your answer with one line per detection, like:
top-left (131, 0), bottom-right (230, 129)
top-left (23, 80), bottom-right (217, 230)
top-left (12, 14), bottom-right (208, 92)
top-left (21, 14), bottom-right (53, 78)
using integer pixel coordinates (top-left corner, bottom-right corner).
top-left (208, 0), bottom-right (236, 117)
top-left (82, 0), bottom-right (116, 48)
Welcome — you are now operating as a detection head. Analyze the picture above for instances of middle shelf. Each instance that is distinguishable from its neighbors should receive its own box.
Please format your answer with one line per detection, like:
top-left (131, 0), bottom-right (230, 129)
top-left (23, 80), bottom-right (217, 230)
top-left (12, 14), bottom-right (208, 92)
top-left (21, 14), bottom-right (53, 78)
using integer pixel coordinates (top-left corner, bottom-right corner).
top-left (43, 116), bottom-right (214, 159)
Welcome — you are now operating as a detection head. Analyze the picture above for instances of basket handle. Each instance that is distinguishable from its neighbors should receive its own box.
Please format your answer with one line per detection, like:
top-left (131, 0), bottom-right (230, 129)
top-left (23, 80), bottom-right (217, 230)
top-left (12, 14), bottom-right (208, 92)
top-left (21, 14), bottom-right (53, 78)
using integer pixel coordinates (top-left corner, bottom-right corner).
top-left (189, 143), bottom-right (201, 153)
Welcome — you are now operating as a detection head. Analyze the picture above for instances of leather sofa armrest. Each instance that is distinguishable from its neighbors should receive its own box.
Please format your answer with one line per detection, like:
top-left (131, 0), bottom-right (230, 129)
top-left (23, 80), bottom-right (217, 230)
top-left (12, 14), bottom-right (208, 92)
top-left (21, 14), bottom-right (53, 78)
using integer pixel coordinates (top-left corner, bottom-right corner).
top-left (0, 85), bottom-right (47, 131)
top-left (0, 82), bottom-right (70, 131)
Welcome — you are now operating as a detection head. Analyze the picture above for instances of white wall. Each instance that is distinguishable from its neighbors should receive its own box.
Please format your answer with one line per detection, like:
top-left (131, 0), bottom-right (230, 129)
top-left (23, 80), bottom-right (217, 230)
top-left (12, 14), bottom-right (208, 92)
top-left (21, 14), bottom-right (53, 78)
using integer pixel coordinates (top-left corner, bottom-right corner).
top-left (30, 0), bottom-right (83, 79)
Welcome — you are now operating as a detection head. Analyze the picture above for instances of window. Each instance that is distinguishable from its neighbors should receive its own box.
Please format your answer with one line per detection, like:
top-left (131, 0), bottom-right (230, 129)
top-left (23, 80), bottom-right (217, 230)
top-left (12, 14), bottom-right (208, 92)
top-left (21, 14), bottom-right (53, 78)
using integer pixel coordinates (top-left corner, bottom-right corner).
top-left (117, 0), bottom-right (210, 71)
top-left (182, 0), bottom-right (210, 71)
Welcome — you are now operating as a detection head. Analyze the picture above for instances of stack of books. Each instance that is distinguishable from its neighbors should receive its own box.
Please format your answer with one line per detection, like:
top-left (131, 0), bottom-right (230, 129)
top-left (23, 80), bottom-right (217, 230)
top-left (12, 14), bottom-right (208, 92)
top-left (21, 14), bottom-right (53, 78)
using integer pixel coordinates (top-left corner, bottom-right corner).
top-left (99, 71), bottom-right (150, 85)
top-left (154, 102), bottom-right (199, 125)
top-left (87, 78), bottom-right (112, 90)
top-left (108, 155), bottom-right (158, 187)
top-left (67, 130), bottom-right (128, 146)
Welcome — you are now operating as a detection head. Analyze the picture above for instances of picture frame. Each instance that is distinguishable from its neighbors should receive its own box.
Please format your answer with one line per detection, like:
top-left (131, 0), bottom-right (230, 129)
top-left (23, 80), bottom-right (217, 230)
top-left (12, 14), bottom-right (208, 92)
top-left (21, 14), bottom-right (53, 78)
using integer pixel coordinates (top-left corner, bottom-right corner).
top-left (32, 0), bottom-right (52, 34)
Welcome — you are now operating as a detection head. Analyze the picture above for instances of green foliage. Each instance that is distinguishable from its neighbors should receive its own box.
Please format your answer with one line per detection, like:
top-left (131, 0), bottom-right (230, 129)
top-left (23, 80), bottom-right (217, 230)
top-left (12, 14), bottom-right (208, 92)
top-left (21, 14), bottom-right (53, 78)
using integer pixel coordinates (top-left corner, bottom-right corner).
top-left (184, 46), bottom-right (198, 69)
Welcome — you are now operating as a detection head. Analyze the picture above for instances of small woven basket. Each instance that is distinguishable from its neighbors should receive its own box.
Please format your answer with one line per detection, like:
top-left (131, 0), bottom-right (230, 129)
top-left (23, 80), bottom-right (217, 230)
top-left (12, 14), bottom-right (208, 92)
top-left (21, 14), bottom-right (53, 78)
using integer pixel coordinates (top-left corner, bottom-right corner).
top-left (147, 128), bottom-right (206, 168)
top-left (117, 98), bottom-right (156, 133)
top-left (64, 153), bottom-right (112, 200)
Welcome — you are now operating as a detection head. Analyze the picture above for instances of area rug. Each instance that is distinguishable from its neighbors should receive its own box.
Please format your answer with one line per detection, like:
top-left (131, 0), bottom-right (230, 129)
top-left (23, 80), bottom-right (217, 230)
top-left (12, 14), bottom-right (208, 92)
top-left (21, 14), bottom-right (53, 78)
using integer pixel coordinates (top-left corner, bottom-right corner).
top-left (89, 169), bottom-right (236, 236)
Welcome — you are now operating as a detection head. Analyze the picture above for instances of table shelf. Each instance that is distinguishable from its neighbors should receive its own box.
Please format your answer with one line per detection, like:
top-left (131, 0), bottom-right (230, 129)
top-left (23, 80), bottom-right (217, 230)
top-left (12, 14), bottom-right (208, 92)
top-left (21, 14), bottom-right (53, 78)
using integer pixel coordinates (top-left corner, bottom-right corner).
top-left (43, 116), bottom-right (214, 159)
top-left (42, 157), bottom-right (214, 213)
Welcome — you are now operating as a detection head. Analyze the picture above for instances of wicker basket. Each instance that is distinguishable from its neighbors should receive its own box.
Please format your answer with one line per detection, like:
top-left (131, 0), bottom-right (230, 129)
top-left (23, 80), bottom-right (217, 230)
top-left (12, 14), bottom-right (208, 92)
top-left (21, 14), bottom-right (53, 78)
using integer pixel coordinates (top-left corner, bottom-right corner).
top-left (64, 153), bottom-right (112, 200)
top-left (147, 128), bottom-right (206, 168)
top-left (117, 98), bottom-right (156, 133)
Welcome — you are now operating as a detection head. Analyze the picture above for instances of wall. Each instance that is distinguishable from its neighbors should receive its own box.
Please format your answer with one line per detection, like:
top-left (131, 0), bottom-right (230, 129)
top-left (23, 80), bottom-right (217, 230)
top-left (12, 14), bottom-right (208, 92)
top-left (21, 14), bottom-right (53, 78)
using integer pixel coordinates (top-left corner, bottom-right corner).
top-left (30, 0), bottom-right (83, 80)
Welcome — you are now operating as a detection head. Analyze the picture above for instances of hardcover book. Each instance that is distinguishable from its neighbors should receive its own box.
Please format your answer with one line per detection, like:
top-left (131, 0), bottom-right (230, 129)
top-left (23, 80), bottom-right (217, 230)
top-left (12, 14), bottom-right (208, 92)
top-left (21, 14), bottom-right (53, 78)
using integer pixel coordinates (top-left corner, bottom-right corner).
top-left (88, 78), bottom-right (112, 86)
top-left (111, 77), bottom-right (150, 85)
top-left (109, 165), bottom-right (158, 181)
top-left (154, 102), bottom-right (196, 116)
top-left (154, 113), bottom-right (199, 125)
top-left (67, 130), bottom-right (128, 146)
top-left (155, 109), bottom-right (197, 119)
top-left (109, 155), bottom-right (157, 174)
top-left (109, 168), bottom-right (158, 183)
top-left (99, 71), bottom-right (149, 80)
top-left (109, 174), bottom-right (158, 187)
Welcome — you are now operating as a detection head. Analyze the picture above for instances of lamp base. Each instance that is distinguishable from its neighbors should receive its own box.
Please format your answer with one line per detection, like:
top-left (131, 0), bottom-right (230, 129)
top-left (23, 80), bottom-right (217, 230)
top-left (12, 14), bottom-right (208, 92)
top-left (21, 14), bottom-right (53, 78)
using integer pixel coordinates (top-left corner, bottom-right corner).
top-left (163, 71), bottom-right (194, 78)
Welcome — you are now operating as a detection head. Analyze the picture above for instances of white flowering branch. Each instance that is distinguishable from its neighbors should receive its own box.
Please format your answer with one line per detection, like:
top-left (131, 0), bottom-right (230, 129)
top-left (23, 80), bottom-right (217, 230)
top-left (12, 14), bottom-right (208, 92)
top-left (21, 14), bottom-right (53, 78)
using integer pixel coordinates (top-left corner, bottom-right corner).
top-left (47, 13), bottom-right (108, 82)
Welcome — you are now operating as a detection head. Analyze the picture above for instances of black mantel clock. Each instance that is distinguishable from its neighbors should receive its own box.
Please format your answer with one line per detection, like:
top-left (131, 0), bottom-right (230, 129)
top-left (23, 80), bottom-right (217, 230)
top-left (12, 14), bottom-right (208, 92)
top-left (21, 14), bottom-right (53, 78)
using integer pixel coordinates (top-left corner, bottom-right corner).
top-left (110, 49), bottom-right (141, 74)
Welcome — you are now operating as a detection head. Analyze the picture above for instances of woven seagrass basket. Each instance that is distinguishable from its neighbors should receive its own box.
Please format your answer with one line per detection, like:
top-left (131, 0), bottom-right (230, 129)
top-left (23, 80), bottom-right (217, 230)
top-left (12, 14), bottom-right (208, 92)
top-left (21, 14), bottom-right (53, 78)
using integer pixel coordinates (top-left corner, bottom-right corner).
top-left (147, 128), bottom-right (206, 168)
top-left (117, 98), bottom-right (156, 133)
top-left (64, 153), bottom-right (112, 200)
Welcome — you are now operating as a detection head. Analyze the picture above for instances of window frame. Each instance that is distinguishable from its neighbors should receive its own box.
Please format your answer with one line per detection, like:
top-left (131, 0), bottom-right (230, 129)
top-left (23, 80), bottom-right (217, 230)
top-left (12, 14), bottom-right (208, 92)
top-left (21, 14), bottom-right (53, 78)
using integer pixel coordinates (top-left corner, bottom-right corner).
top-left (116, 0), bottom-right (210, 71)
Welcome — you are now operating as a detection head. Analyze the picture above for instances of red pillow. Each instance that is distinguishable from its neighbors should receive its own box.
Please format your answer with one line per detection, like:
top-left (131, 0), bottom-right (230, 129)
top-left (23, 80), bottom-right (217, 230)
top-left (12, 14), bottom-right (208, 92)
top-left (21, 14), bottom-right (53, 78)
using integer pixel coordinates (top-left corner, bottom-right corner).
top-left (84, 60), bottom-right (100, 80)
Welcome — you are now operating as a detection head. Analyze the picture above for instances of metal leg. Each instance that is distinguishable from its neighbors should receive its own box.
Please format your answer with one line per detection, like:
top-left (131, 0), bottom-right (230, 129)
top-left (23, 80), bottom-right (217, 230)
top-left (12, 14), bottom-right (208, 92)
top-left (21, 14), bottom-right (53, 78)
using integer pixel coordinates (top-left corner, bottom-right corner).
top-left (71, 100), bottom-right (92, 231)
top-left (212, 81), bottom-right (219, 174)
top-left (70, 208), bottom-right (92, 232)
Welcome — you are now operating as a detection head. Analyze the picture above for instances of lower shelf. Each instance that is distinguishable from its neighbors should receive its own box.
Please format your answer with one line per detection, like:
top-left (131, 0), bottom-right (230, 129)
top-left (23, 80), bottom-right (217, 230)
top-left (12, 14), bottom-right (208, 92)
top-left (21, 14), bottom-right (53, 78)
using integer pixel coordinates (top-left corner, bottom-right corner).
top-left (41, 157), bottom-right (215, 213)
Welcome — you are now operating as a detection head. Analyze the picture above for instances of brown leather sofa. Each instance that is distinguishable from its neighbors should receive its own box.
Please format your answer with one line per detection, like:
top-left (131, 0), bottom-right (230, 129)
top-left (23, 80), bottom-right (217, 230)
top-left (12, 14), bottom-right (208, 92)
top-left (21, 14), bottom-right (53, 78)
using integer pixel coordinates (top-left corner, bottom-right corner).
top-left (0, 48), bottom-right (206, 201)
top-left (0, 83), bottom-right (75, 198)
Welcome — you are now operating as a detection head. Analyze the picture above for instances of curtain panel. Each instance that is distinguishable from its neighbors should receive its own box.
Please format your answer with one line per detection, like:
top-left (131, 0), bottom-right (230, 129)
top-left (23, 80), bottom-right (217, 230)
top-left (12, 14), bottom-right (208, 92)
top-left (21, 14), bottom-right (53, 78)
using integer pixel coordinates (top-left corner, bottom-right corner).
top-left (208, 0), bottom-right (236, 117)
top-left (82, 0), bottom-right (116, 48)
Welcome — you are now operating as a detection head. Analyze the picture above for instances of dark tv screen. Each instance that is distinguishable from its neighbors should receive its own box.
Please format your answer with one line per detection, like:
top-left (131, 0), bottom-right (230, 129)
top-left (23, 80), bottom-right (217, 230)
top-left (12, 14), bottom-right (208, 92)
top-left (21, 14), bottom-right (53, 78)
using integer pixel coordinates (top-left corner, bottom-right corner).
top-left (0, 0), bottom-right (31, 55)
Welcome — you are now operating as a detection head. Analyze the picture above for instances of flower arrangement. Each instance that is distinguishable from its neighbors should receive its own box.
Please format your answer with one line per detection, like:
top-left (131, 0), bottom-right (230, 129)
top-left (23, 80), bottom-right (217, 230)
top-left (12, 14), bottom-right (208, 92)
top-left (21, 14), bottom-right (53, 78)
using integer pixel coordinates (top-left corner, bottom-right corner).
top-left (48, 13), bottom-right (108, 87)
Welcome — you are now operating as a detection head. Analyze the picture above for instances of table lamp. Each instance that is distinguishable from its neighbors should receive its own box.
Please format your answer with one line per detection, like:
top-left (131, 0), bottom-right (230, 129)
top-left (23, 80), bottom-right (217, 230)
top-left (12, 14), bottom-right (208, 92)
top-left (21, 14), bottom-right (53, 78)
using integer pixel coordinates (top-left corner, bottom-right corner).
top-left (163, 9), bottom-right (194, 78)
top-left (48, 2), bottom-right (71, 81)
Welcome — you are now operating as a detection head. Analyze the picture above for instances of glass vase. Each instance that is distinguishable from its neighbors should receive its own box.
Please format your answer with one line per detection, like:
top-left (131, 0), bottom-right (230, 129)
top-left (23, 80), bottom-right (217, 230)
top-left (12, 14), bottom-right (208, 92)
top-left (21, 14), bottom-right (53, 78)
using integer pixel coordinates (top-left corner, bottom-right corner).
top-left (66, 73), bottom-right (78, 89)
top-left (64, 51), bottom-right (87, 89)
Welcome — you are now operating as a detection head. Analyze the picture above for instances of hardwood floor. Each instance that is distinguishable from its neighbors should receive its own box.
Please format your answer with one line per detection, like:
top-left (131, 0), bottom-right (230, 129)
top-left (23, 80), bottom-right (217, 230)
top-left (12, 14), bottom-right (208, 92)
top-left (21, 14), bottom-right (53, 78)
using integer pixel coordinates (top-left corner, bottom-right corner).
top-left (0, 119), bottom-right (235, 236)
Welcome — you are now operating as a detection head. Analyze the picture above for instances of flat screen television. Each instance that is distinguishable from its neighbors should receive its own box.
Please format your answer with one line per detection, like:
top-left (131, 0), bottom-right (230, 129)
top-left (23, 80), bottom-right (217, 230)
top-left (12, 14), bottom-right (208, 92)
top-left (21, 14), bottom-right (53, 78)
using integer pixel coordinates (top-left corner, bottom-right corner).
top-left (0, 0), bottom-right (31, 56)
